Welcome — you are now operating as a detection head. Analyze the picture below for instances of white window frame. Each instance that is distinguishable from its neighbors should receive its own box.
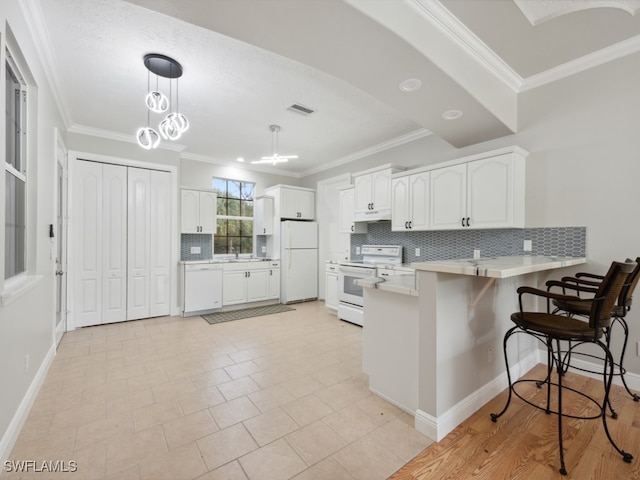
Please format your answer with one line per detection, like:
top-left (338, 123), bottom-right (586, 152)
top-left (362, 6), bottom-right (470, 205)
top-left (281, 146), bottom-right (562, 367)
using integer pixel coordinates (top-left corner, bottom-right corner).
top-left (212, 177), bottom-right (255, 256)
top-left (2, 45), bottom-right (38, 304)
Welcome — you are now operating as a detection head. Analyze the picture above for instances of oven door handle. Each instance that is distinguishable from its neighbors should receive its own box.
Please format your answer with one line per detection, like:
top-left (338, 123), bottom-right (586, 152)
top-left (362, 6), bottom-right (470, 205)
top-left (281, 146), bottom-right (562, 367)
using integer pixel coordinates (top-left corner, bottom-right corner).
top-left (339, 266), bottom-right (376, 275)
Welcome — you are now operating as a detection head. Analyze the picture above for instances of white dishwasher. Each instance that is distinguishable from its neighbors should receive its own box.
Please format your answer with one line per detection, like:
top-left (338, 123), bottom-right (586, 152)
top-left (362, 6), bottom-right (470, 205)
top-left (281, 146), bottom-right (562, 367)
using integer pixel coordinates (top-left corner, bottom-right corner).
top-left (183, 263), bottom-right (223, 316)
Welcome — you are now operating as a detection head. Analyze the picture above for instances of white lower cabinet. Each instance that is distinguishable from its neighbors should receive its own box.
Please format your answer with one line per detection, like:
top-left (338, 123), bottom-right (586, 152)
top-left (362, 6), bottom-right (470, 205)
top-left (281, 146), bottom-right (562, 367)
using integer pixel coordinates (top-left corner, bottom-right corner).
top-left (325, 263), bottom-right (339, 312)
top-left (268, 262), bottom-right (280, 299)
top-left (223, 261), bottom-right (280, 306)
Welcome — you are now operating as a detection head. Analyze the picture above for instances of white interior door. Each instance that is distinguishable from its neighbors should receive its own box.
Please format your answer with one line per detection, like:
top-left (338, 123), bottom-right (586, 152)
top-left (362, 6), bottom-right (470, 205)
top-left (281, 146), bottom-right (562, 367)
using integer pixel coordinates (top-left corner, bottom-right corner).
top-left (73, 160), bottom-right (103, 327)
top-left (102, 164), bottom-right (127, 323)
top-left (127, 167), bottom-right (150, 320)
top-left (149, 170), bottom-right (171, 317)
top-left (54, 134), bottom-right (68, 345)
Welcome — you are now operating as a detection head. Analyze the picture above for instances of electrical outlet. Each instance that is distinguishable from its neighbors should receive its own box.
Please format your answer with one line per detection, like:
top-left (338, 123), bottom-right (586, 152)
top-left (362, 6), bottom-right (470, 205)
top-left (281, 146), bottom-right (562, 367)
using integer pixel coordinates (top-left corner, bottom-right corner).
top-left (487, 347), bottom-right (494, 363)
top-left (190, 246), bottom-right (201, 254)
top-left (637, 341), bottom-right (640, 356)
top-left (523, 240), bottom-right (532, 252)
top-left (356, 247), bottom-right (361, 255)
top-left (473, 249), bottom-right (481, 259)
top-left (415, 248), bottom-right (420, 257)
top-left (25, 354), bottom-right (30, 372)
top-left (261, 246), bottom-right (267, 253)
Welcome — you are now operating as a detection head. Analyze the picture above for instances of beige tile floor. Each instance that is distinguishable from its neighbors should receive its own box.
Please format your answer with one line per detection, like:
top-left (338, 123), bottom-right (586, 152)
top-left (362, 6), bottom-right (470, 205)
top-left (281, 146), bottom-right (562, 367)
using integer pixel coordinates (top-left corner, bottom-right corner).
top-left (6, 301), bottom-right (432, 480)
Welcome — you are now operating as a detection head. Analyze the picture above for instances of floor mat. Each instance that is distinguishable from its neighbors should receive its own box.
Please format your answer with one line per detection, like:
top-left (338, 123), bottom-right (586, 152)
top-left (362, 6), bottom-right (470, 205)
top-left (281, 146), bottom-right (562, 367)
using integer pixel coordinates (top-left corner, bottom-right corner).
top-left (201, 304), bottom-right (295, 324)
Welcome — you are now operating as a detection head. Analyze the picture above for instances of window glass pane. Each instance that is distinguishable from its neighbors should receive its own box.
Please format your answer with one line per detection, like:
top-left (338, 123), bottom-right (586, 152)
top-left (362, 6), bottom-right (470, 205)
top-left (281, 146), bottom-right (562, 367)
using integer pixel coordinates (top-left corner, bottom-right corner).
top-left (227, 219), bottom-right (240, 236)
top-left (5, 64), bottom-right (21, 171)
top-left (241, 200), bottom-right (253, 217)
top-left (228, 181), bottom-right (241, 199)
top-left (240, 237), bottom-right (252, 254)
top-left (216, 219), bottom-right (227, 236)
top-left (213, 236), bottom-right (228, 255)
top-left (216, 197), bottom-right (227, 216)
top-left (241, 220), bottom-right (253, 236)
top-left (226, 198), bottom-right (241, 216)
top-left (5, 173), bottom-right (25, 279)
top-left (241, 183), bottom-right (254, 200)
top-left (213, 178), bottom-right (227, 196)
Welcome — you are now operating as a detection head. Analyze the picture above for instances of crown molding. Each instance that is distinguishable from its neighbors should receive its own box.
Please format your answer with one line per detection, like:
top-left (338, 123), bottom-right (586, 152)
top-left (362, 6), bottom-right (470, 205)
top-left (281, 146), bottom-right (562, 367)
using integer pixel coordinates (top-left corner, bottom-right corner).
top-left (514, 0), bottom-right (640, 26)
top-left (409, 0), bottom-right (523, 92)
top-left (69, 124), bottom-right (186, 152)
top-left (412, 0), bottom-right (640, 94)
top-left (520, 34), bottom-right (640, 91)
top-left (19, 0), bottom-right (72, 129)
top-left (299, 128), bottom-right (432, 178)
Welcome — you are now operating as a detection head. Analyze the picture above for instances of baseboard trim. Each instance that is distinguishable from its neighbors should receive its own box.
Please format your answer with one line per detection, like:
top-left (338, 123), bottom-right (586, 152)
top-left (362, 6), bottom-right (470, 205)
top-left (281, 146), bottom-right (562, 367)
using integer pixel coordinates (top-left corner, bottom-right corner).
top-left (0, 343), bottom-right (56, 466)
top-left (415, 350), bottom-right (539, 442)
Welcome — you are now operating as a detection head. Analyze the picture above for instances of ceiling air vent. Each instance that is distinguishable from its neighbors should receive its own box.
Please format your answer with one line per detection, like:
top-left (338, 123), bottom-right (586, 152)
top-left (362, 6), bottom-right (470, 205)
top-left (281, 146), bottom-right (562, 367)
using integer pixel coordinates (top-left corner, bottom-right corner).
top-left (287, 103), bottom-right (315, 116)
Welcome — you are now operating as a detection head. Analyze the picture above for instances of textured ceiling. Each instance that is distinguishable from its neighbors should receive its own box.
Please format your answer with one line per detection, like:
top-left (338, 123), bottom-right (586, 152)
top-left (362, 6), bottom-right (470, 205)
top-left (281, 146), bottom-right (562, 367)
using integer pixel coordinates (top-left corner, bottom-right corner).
top-left (33, 0), bottom-right (640, 177)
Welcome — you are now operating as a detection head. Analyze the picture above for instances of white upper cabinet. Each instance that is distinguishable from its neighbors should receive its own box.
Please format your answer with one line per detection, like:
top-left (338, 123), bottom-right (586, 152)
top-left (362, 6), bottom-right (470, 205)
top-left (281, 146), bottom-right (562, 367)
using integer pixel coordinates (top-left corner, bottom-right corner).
top-left (430, 164), bottom-right (467, 230)
top-left (339, 187), bottom-right (366, 234)
top-left (353, 164), bottom-right (404, 221)
top-left (391, 171), bottom-right (430, 231)
top-left (254, 195), bottom-right (274, 235)
top-left (430, 148), bottom-right (526, 230)
top-left (266, 185), bottom-right (315, 220)
top-left (181, 188), bottom-right (217, 234)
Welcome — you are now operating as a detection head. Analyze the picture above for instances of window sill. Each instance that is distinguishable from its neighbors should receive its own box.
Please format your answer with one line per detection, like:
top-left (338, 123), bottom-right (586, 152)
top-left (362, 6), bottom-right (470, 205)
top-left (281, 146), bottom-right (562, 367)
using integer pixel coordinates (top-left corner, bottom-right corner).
top-left (1, 274), bottom-right (44, 307)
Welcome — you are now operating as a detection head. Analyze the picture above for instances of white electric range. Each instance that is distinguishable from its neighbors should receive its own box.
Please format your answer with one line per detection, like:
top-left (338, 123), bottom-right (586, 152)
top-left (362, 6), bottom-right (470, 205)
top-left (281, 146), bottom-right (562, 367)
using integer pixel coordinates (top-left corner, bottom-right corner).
top-left (337, 245), bottom-right (403, 326)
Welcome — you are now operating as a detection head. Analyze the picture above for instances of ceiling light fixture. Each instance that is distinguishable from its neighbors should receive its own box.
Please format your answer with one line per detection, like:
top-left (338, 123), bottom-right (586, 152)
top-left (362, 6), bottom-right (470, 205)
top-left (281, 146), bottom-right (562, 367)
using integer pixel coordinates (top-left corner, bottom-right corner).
top-left (442, 109), bottom-right (463, 120)
top-left (136, 53), bottom-right (189, 149)
top-left (399, 78), bottom-right (422, 92)
top-left (252, 125), bottom-right (298, 165)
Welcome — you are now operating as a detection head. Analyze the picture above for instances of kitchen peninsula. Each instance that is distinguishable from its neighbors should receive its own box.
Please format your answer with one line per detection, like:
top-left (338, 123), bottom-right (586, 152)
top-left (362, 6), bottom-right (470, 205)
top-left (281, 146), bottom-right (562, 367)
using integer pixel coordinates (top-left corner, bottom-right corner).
top-left (359, 256), bottom-right (585, 442)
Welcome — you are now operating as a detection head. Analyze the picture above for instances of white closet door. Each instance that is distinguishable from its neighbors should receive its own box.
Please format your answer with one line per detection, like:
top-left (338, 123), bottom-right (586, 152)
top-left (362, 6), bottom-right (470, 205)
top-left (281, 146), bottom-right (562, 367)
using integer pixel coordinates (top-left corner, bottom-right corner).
top-left (102, 164), bottom-right (128, 323)
top-left (74, 160), bottom-right (103, 327)
top-left (149, 170), bottom-right (171, 317)
top-left (127, 168), bottom-right (150, 320)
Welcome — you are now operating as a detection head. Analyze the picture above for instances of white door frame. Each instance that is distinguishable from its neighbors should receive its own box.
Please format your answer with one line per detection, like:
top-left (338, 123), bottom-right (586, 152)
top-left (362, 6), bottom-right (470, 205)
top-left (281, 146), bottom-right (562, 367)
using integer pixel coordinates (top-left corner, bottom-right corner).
top-left (66, 150), bottom-right (179, 331)
top-left (54, 130), bottom-right (68, 346)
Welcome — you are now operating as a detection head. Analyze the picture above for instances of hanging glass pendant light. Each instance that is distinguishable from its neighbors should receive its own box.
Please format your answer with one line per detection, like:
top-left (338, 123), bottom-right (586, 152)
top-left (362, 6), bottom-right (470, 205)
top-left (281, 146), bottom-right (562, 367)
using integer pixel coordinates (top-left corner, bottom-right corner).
top-left (136, 53), bottom-right (188, 149)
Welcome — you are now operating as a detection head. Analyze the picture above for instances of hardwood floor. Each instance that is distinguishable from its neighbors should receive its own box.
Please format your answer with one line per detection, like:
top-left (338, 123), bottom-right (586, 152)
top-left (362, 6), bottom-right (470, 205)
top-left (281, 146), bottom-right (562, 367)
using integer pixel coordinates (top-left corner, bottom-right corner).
top-left (391, 365), bottom-right (640, 479)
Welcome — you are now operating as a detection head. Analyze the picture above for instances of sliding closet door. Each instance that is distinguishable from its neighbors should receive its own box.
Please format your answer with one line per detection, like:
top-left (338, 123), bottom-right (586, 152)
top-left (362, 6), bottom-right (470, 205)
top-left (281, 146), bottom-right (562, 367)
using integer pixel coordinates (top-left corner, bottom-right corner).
top-left (74, 160), bottom-right (103, 327)
top-left (149, 170), bottom-right (171, 317)
top-left (127, 167), bottom-right (151, 320)
top-left (102, 164), bottom-right (128, 323)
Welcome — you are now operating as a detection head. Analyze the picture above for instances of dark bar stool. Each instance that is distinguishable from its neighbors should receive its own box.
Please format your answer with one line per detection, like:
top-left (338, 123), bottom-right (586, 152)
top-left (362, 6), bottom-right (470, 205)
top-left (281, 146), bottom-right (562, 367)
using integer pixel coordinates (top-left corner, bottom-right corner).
top-left (490, 260), bottom-right (636, 476)
top-left (548, 257), bottom-right (640, 417)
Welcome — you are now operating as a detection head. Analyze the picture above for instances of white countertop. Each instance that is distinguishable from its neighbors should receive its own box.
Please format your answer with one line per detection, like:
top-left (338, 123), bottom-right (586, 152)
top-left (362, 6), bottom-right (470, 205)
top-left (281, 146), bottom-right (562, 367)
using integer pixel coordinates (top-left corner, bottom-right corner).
top-left (181, 258), bottom-right (277, 265)
top-left (411, 255), bottom-right (586, 278)
top-left (356, 275), bottom-right (419, 296)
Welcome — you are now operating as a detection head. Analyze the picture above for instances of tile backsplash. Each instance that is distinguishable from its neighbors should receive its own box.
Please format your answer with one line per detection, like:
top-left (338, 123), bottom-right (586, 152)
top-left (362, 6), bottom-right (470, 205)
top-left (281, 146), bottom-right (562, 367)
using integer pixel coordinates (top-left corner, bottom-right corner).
top-left (350, 223), bottom-right (586, 264)
top-left (181, 234), bottom-right (213, 261)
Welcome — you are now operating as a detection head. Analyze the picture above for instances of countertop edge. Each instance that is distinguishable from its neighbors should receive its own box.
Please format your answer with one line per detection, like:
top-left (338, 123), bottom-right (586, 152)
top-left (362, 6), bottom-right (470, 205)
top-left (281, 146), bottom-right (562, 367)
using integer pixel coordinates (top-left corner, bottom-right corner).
top-left (411, 256), bottom-right (586, 278)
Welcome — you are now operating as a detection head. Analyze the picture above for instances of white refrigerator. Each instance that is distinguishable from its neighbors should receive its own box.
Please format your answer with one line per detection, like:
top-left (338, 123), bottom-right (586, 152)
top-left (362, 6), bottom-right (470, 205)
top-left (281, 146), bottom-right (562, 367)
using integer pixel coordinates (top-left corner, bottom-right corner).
top-left (280, 221), bottom-right (318, 303)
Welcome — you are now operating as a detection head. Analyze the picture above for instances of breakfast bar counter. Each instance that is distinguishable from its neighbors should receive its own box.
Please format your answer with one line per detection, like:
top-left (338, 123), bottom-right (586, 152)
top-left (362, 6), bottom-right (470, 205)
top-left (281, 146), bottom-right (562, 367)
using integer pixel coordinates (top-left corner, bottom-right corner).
top-left (360, 255), bottom-right (585, 442)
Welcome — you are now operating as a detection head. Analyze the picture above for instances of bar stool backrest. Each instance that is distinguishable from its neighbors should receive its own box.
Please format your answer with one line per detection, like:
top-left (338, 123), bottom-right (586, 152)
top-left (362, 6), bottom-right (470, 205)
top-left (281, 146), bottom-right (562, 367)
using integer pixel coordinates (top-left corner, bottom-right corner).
top-left (590, 261), bottom-right (637, 329)
top-left (618, 257), bottom-right (640, 311)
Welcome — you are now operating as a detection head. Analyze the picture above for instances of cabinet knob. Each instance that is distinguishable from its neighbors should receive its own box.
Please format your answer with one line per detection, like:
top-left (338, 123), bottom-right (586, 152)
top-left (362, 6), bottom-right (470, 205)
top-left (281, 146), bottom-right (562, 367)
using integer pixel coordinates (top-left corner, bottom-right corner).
top-left (408, 221), bottom-right (412, 229)
top-left (466, 217), bottom-right (471, 227)
top-left (351, 225), bottom-right (354, 232)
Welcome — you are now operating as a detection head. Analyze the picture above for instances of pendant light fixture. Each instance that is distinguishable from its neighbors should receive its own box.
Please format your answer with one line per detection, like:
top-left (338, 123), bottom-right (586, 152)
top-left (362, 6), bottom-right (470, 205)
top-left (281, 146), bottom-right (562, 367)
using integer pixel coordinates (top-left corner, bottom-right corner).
top-left (252, 125), bottom-right (298, 165)
top-left (136, 53), bottom-right (189, 149)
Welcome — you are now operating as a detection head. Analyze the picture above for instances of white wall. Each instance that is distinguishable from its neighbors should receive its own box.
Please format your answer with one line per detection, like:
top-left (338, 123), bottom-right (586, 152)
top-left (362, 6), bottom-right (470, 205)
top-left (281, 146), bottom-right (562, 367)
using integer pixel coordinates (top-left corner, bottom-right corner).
top-left (0, 0), bottom-right (66, 460)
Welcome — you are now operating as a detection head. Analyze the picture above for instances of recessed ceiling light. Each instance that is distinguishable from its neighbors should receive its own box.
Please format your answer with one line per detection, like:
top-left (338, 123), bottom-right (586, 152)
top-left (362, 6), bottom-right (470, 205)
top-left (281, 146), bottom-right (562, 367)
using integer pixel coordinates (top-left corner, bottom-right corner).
top-left (236, 157), bottom-right (245, 162)
top-left (442, 109), bottom-right (463, 120)
top-left (399, 78), bottom-right (422, 92)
